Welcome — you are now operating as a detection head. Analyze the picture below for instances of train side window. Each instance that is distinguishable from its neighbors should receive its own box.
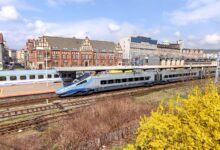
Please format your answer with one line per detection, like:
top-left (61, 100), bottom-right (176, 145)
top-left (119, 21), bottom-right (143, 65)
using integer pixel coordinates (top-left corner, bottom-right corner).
top-left (135, 77), bottom-right (139, 81)
top-left (20, 75), bottom-right (26, 80)
top-left (128, 78), bottom-right (133, 82)
top-left (38, 75), bottom-right (44, 79)
top-left (77, 80), bottom-right (87, 86)
top-left (10, 76), bottom-right (17, 80)
top-left (30, 75), bottom-right (35, 79)
top-left (62, 74), bottom-right (67, 78)
top-left (140, 77), bottom-right (144, 80)
top-left (169, 75), bottom-right (172, 78)
top-left (108, 80), bottom-right (114, 84)
top-left (145, 76), bottom-right (150, 80)
top-left (115, 79), bottom-right (121, 83)
top-left (47, 74), bottom-right (52, 78)
top-left (122, 78), bottom-right (127, 82)
top-left (164, 75), bottom-right (168, 78)
top-left (101, 80), bottom-right (107, 85)
top-left (0, 76), bottom-right (6, 81)
top-left (54, 74), bottom-right (59, 78)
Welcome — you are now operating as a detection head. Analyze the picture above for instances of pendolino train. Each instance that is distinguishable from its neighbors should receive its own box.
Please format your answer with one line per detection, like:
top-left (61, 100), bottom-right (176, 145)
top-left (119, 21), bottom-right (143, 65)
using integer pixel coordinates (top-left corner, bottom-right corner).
top-left (55, 66), bottom-right (216, 97)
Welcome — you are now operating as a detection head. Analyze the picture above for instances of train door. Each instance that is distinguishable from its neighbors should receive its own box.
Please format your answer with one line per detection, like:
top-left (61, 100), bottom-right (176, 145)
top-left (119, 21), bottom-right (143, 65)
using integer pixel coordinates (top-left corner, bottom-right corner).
top-left (154, 73), bottom-right (162, 82)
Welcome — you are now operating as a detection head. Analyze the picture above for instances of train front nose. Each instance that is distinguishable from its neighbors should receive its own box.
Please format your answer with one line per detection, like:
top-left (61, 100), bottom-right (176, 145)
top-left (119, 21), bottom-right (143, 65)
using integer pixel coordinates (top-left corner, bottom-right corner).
top-left (55, 87), bottom-right (65, 95)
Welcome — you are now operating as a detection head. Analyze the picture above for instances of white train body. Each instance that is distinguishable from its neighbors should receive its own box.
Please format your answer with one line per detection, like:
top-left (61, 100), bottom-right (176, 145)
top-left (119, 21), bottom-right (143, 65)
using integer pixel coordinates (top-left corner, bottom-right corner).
top-left (0, 70), bottom-right (61, 86)
top-left (56, 67), bottom-right (216, 97)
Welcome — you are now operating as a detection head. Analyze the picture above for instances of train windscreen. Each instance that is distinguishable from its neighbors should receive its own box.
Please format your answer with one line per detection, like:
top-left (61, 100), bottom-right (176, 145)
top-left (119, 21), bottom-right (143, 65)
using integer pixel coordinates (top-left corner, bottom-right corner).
top-left (72, 73), bottom-right (90, 84)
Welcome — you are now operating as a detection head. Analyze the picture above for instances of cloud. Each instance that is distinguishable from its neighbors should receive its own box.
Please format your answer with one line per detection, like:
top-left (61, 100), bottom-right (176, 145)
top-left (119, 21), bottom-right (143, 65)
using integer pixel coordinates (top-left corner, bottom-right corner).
top-left (169, 0), bottom-right (220, 25)
top-left (1, 18), bottom-right (161, 49)
top-left (174, 31), bottom-right (181, 37)
top-left (205, 33), bottom-right (220, 44)
top-left (47, 0), bottom-right (94, 6)
top-left (0, 5), bottom-right (20, 21)
top-left (108, 23), bottom-right (121, 32)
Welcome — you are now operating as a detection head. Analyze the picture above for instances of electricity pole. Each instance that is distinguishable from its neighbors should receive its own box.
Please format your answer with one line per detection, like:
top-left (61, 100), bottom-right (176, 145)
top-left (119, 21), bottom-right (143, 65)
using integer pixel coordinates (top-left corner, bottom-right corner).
top-left (215, 52), bottom-right (220, 85)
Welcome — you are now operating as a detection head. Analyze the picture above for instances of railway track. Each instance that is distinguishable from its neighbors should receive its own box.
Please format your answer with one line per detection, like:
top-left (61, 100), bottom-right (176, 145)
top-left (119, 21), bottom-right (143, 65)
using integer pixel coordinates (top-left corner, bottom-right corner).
top-left (0, 79), bottom-right (205, 135)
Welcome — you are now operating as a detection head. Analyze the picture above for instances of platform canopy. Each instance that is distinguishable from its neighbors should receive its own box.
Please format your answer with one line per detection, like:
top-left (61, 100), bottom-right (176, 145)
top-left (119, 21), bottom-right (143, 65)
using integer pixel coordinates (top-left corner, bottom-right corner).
top-left (55, 64), bottom-right (216, 72)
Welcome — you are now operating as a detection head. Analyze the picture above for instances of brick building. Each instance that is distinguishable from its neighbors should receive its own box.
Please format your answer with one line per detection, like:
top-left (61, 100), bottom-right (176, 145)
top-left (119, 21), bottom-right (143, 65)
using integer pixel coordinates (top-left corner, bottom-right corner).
top-left (27, 36), bottom-right (122, 69)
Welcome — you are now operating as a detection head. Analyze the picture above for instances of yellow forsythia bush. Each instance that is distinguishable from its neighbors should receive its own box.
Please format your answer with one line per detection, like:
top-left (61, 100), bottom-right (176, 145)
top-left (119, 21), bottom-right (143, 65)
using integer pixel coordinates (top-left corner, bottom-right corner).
top-left (125, 82), bottom-right (220, 150)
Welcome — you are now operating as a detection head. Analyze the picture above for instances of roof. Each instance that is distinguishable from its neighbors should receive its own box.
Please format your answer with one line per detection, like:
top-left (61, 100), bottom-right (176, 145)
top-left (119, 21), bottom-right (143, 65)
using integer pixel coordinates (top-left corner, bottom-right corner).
top-left (43, 36), bottom-right (117, 52)
top-left (90, 40), bottom-right (115, 52)
top-left (55, 64), bottom-right (216, 72)
top-left (44, 36), bottom-right (83, 50)
top-left (157, 44), bottom-right (180, 50)
top-left (202, 49), bottom-right (220, 53)
top-left (0, 70), bottom-right (57, 76)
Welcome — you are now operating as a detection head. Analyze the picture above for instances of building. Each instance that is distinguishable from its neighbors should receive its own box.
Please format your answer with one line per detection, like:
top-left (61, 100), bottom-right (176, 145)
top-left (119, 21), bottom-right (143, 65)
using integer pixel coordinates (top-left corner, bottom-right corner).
top-left (8, 49), bottom-right (17, 62)
top-left (119, 36), bottom-right (158, 65)
top-left (0, 33), bottom-right (9, 70)
top-left (202, 49), bottom-right (220, 59)
top-left (27, 36), bottom-right (122, 69)
top-left (17, 49), bottom-right (28, 68)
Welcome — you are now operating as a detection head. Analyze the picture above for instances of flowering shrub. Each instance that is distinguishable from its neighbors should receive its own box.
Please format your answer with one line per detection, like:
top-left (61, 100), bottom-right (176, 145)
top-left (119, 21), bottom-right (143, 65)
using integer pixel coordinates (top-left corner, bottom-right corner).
top-left (125, 81), bottom-right (220, 149)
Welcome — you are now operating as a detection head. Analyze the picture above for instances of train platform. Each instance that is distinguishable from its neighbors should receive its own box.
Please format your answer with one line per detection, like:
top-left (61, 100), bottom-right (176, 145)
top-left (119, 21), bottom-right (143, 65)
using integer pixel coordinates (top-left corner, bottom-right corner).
top-left (0, 83), bottom-right (62, 98)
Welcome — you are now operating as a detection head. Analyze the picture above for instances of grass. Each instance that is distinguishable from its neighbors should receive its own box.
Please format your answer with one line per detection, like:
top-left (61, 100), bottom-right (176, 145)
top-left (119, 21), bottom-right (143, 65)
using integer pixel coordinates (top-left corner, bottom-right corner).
top-left (134, 82), bottom-right (196, 103)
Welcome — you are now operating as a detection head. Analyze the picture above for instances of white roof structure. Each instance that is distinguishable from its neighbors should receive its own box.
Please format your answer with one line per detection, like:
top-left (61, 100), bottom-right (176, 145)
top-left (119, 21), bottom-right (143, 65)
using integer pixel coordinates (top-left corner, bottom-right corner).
top-left (55, 64), bottom-right (216, 72)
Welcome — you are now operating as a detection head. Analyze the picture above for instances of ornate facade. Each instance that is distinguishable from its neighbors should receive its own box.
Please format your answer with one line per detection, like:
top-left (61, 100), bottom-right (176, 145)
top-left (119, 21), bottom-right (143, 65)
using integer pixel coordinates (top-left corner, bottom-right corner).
top-left (27, 36), bottom-right (122, 69)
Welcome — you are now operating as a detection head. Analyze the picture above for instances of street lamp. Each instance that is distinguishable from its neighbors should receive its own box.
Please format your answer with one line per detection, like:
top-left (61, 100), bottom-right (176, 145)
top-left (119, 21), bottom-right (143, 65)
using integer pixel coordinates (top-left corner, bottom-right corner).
top-left (44, 36), bottom-right (49, 87)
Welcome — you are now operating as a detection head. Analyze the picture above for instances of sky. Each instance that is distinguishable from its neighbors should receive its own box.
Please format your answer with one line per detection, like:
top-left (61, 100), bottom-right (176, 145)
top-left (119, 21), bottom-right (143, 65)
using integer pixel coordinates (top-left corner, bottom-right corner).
top-left (0, 0), bottom-right (220, 49)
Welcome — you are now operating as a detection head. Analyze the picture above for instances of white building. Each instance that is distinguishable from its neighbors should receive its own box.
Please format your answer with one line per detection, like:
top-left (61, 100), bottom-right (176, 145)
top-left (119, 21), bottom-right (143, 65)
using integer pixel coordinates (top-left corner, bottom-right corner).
top-left (119, 36), bottom-right (158, 65)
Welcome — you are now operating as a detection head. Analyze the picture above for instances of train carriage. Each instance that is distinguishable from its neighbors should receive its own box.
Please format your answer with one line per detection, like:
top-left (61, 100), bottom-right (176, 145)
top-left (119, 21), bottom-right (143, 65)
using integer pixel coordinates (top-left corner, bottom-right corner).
top-left (0, 70), bottom-right (61, 86)
top-left (55, 66), bottom-right (217, 97)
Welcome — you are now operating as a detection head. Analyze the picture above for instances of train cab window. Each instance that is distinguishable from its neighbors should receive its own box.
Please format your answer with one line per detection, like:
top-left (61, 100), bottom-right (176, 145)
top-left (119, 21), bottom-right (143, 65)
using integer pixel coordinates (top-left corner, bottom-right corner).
top-left (10, 76), bottom-right (17, 81)
top-left (38, 75), bottom-right (44, 79)
top-left (47, 74), bottom-right (52, 78)
top-left (0, 76), bottom-right (6, 81)
top-left (122, 78), bottom-right (127, 82)
top-left (128, 78), bottom-right (133, 82)
top-left (101, 80), bottom-right (107, 85)
top-left (30, 75), bottom-right (35, 79)
top-left (77, 80), bottom-right (87, 86)
top-left (115, 79), bottom-right (121, 83)
top-left (20, 76), bottom-right (26, 80)
top-left (108, 80), bottom-right (114, 84)
top-left (54, 74), bottom-right (59, 78)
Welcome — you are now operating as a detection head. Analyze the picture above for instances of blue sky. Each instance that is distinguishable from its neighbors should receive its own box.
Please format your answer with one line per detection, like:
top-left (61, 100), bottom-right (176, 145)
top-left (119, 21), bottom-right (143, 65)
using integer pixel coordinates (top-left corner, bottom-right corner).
top-left (0, 0), bottom-right (220, 49)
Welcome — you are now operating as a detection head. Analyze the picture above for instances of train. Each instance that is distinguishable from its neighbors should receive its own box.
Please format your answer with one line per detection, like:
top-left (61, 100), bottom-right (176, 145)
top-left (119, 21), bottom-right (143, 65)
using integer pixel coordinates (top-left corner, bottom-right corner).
top-left (0, 70), bottom-right (61, 86)
top-left (55, 67), bottom-right (216, 97)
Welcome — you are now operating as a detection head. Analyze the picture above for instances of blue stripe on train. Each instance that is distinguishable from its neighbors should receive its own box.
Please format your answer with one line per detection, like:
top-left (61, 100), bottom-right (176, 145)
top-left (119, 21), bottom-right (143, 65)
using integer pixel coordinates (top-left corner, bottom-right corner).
top-left (60, 88), bottom-right (91, 96)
